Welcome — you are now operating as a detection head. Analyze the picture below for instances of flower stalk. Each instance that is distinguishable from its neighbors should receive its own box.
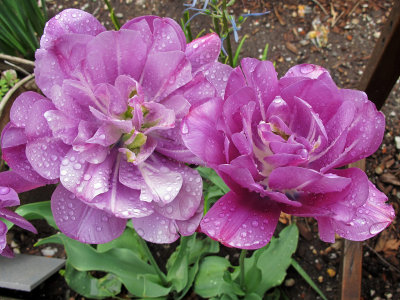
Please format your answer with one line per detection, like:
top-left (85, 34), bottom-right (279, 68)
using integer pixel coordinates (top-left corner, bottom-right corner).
top-left (239, 249), bottom-right (247, 291)
top-left (138, 235), bottom-right (169, 286)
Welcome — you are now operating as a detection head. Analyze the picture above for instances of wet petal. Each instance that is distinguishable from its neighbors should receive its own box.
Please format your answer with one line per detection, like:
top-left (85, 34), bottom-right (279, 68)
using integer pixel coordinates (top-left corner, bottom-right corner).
top-left (0, 186), bottom-right (20, 208)
top-left (132, 212), bottom-right (179, 243)
top-left (200, 191), bottom-right (280, 249)
top-left (0, 208), bottom-right (37, 233)
top-left (51, 185), bottom-right (126, 244)
top-left (181, 98), bottom-right (226, 165)
top-left (0, 171), bottom-right (44, 193)
top-left (186, 33), bottom-right (221, 72)
top-left (10, 92), bottom-right (46, 128)
top-left (268, 166), bottom-right (351, 193)
top-left (40, 9), bottom-right (105, 49)
top-left (26, 137), bottom-right (69, 180)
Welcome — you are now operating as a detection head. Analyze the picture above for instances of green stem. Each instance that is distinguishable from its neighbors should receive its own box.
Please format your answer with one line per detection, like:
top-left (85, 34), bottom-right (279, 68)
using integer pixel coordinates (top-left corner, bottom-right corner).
top-left (239, 249), bottom-right (247, 291)
top-left (138, 236), bottom-right (168, 286)
top-left (183, 11), bottom-right (193, 42)
top-left (221, 0), bottom-right (234, 67)
top-left (104, 0), bottom-right (121, 30)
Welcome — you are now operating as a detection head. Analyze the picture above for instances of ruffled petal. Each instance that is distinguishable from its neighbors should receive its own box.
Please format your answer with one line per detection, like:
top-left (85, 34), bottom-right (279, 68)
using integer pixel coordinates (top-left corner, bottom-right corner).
top-left (0, 208), bottom-right (37, 233)
top-left (186, 33), bottom-right (221, 72)
top-left (132, 211), bottom-right (179, 243)
top-left (26, 137), bottom-right (69, 180)
top-left (0, 171), bottom-right (44, 193)
top-left (40, 9), bottom-right (105, 49)
top-left (85, 29), bottom-right (150, 85)
top-left (268, 166), bottom-right (351, 193)
top-left (24, 99), bottom-right (54, 138)
top-left (181, 98), bottom-right (226, 165)
top-left (200, 191), bottom-right (280, 249)
top-left (0, 187), bottom-right (20, 208)
top-left (10, 92), bottom-right (46, 128)
top-left (154, 162), bottom-right (202, 220)
top-left (51, 185), bottom-right (126, 244)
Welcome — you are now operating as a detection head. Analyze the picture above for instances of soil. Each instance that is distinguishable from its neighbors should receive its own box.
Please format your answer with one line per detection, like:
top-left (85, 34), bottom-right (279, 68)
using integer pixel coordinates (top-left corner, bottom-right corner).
top-left (1, 0), bottom-right (399, 299)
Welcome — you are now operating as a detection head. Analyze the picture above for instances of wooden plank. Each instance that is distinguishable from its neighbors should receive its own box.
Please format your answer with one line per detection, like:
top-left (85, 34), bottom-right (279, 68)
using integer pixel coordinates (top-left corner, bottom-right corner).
top-left (339, 160), bottom-right (365, 300)
top-left (358, 0), bottom-right (400, 110)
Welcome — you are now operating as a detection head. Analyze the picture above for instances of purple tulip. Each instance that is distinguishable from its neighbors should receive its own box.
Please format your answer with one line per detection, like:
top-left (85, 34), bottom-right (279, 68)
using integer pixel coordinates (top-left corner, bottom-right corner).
top-left (182, 58), bottom-right (394, 249)
top-left (0, 183), bottom-right (37, 258)
top-left (1, 9), bottom-right (228, 244)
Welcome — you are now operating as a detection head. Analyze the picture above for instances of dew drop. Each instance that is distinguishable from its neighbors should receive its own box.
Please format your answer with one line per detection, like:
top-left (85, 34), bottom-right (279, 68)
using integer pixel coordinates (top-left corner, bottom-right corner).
top-left (0, 187), bottom-right (10, 195)
top-left (369, 222), bottom-right (388, 235)
top-left (251, 220), bottom-right (259, 227)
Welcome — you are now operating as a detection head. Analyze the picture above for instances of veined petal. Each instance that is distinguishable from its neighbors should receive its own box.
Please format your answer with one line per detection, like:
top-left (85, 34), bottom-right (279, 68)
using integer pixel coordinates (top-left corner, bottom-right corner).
top-left (132, 211), bottom-right (179, 243)
top-left (0, 187), bottom-right (19, 208)
top-left (200, 191), bottom-right (280, 249)
top-left (181, 98), bottom-right (226, 166)
top-left (186, 33), bottom-right (220, 72)
top-left (10, 92), bottom-right (46, 128)
top-left (268, 166), bottom-right (351, 193)
top-left (0, 208), bottom-right (37, 233)
top-left (51, 185), bottom-right (126, 244)
top-left (0, 171), bottom-right (44, 193)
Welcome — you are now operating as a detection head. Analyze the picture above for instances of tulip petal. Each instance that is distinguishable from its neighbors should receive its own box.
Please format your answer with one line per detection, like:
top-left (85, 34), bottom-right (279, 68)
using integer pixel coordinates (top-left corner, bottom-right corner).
top-left (51, 185), bottom-right (126, 244)
top-left (200, 191), bottom-right (280, 249)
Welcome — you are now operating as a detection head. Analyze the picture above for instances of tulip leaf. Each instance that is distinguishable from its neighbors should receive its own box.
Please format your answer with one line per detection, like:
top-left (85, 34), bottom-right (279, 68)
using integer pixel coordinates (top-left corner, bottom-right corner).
top-left (63, 262), bottom-right (122, 299)
top-left (197, 166), bottom-right (230, 193)
top-left (97, 227), bottom-right (147, 261)
top-left (194, 256), bottom-right (233, 298)
top-left (36, 233), bottom-right (171, 298)
top-left (14, 201), bottom-right (57, 229)
top-left (244, 223), bottom-right (299, 296)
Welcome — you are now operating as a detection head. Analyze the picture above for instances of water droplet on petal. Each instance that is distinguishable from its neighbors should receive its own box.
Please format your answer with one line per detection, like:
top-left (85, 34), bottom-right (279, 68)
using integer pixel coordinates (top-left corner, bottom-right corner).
top-left (369, 222), bottom-right (388, 235)
top-left (0, 187), bottom-right (10, 195)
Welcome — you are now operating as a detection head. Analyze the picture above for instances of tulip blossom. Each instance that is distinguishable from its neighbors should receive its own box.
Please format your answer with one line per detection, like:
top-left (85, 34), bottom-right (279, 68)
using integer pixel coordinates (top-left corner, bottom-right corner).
top-left (182, 59), bottom-right (394, 249)
top-left (1, 9), bottom-right (230, 244)
top-left (0, 184), bottom-right (37, 257)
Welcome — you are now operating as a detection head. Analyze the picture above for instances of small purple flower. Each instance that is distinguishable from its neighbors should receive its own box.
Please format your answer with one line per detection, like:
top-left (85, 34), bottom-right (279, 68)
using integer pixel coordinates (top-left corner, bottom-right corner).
top-left (0, 184), bottom-right (37, 258)
top-left (1, 9), bottom-right (228, 244)
top-left (182, 58), bottom-right (394, 249)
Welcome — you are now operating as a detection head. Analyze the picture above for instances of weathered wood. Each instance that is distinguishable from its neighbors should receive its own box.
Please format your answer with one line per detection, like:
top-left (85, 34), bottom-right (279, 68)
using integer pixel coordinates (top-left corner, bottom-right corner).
top-left (340, 160), bottom-right (365, 300)
top-left (358, 0), bottom-right (400, 110)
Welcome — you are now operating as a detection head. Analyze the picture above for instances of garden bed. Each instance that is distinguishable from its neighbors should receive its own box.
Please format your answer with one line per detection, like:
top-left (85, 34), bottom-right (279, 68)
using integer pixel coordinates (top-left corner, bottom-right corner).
top-left (0, 0), bottom-right (399, 299)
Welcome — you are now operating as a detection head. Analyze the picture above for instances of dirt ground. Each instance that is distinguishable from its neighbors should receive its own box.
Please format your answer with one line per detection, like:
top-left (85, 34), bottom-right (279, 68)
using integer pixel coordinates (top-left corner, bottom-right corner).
top-left (0, 0), bottom-right (399, 299)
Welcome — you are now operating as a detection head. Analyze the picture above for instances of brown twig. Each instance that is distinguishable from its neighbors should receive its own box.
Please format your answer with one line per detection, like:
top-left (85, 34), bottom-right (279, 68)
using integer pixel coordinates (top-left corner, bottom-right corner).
top-left (0, 53), bottom-right (35, 67)
top-left (312, 0), bottom-right (328, 15)
top-left (364, 242), bottom-right (400, 274)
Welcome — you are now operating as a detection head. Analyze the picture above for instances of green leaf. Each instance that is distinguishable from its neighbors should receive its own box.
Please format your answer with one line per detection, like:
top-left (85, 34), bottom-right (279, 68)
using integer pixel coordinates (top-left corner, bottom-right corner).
top-left (197, 167), bottom-right (229, 193)
top-left (243, 293), bottom-right (263, 300)
top-left (15, 201), bottom-right (57, 229)
top-left (261, 43), bottom-right (270, 60)
top-left (97, 227), bottom-right (147, 261)
top-left (233, 34), bottom-right (248, 67)
top-left (64, 262), bottom-right (122, 299)
top-left (245, 224), bottom-right (299, 296)
top-left (194, 256), bottom-right (233, 298)
top-left (36, 234), bottom-right (171, 298)
top-left (264, 288), bottom-right (281, 300)
top-left (167, 236), bottom-right (189, 292)
top-left (290, 258), bottom-right (327, 300)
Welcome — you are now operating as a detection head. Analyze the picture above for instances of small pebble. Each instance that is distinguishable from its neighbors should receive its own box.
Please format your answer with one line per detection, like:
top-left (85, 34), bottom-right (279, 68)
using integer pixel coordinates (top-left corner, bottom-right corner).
top-left (318, 276), bottom-right (324, 283)
top-left (375, 166), bottom-right (383, 175)
top-left (285, 278), bottom-right (295, 287)
top-left (371, 290), bottom-right (376, 297)
top-left (115, 13), bottom-right (124, 19)
top-left (394, 136), bottom-right (400, 150)
top-left (41, 247), bottom-right (58, 257)
top-left (327, 268), bottom-right (336, 277)
top-left (374, 32), bottom-right (381, 39)
top-left (390, 111), bottom-right (396, 117)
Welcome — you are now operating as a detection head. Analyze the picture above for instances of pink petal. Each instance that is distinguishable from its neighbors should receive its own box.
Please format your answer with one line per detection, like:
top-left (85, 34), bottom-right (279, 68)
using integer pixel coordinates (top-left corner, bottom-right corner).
top-left (51, 185), bottom-right (126, 244)
top-left (24, 99), bottom-right (54, 138)
top-left (26, 137), bottom-right (69, 180)
top-left (0, 208), bottom-right (37, 233)
top-left (181, 98), bottom-right (226, 166)
top-left (0, 171), bottom-right (44, 193)
top-left (154, 162), bottom-right (202, 220)
top-left (176, 201), bottom-right (204, 236)
top-left (186, 33), bottom-right (221, 72)
top-left (10, 92), bottom-right (46, 128)
top-left (200, 191), bottom-right (280, 249)
top-left (132, 211), bottom-right (179, 243)
top-left (0, 186), bottom-right (20, 207)
top-left (60, 149), bottom-right (114, 202)
top-left (40, 9), bottom-right (105, 49)
top-left (268, 166), bottom-right (351, 193)
top-left (85, 29), bottom-right (149, 85)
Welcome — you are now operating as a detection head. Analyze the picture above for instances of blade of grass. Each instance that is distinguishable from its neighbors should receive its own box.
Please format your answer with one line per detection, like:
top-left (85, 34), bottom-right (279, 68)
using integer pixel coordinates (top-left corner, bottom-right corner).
top-left (290, 258), bottom-right (328, 300)
top-left (233, 34), bottom-right (248, 67)
top-left (261, 43), bottom-right (269, 60)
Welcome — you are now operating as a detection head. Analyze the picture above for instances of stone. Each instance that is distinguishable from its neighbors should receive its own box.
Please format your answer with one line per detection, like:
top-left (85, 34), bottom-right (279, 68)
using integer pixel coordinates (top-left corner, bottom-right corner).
top-left (0, 254), bottom-right (65, 291)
